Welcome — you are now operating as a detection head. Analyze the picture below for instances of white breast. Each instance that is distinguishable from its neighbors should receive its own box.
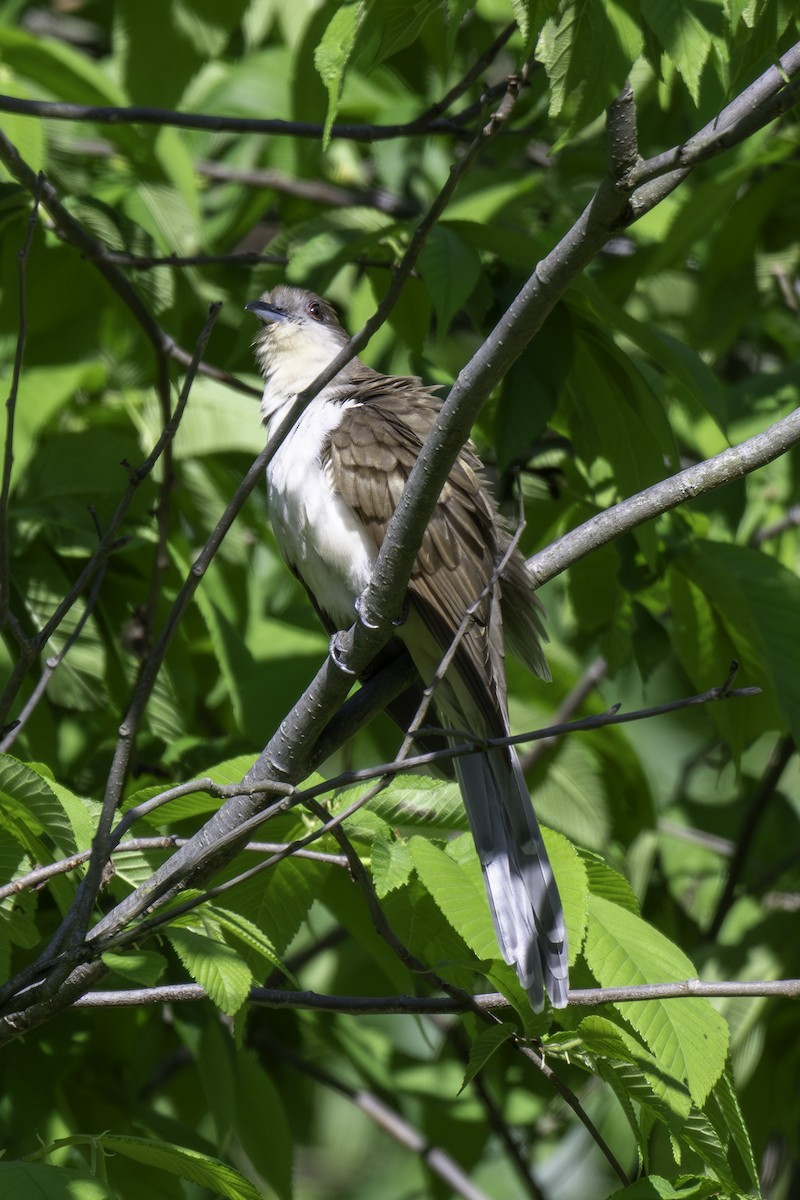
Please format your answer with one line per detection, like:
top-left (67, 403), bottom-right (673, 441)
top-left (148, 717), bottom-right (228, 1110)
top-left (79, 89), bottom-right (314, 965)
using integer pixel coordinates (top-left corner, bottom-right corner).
top-left (265, 393), bottom-right (377, 630)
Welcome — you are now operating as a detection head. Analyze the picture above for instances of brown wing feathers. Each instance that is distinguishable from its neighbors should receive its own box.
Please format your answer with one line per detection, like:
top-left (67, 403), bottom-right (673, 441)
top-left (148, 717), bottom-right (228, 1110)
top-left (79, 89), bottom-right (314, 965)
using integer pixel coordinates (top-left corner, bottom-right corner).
top-left (325, 379), bottom-right (538, 736)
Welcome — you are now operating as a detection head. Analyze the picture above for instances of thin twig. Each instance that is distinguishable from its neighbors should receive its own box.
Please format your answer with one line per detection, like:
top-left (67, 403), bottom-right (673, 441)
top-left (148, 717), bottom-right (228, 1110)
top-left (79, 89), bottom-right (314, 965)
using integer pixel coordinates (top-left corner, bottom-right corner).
top-left (0, 838), bottom-right (348, 905)
top-left (68, 304), bottom-right (224, 945)
top-left (520, 657), bottom-right (609, 771)
top-left (72, 977), bottom-right (800, 1010)
top-left (0, 558), bottom-right (109, 752)
top-left (198, 159), bottom-right (415, 216)
top-left (707, 734), bottom-right (796, 938)
top-left (527, 407), bottom-right (800, 586)
top-left (253, 1034), bottom-right (494, 1200)
top-left (0, 81), bottom-right (510, 143)
top-left (751, 503), bottom-right (800, 546)
top-left (0, 175), bottom-right (43, 632)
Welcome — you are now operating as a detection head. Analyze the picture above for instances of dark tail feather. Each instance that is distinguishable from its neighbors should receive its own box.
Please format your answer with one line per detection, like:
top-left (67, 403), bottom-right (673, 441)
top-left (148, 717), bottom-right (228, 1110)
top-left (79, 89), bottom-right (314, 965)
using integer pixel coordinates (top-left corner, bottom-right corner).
top-left (455, 747), bottom-right (568, 1010)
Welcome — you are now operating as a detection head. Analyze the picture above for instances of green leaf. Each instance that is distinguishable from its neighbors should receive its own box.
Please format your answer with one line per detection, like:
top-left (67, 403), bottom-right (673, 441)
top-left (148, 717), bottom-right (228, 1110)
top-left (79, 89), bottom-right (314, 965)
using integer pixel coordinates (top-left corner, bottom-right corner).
top-left (418, 225), bottom-right (482, 334)
top-left (410, 835), bottom-right (498, 961)
top-left (532, 738), bottom-right (612, 852)
top-left (709, 1063), bottom-right (760, 1188)
top-left (604, 1175), bottom-right (721, 1199)
top-left (235, 1055), bottom-right (293, 1200)
top-left (0, 754), bottom-right (76, 858)
top-left (537, 0), bottom-right (643, 134)
top-left (640, 0), bottom-right (726, 102)
top-left (0, 73), bottom-right (46, 178)
top-left (584, 896), bottom-right (729, 1107)
top-left (673, 540), bottom-right (800, 748)
top-left (221, 853), bottom-right (325, 956)
top-left (581, 852), bottom-right (640, 914)
top-left (560, 325), bottom-right (678, 567)
top-left (355, 0), bottom-right (443, 70)
top-left (371, 831), bottom-right (414, 897)
top-left (0, 1160), bottom-right (109, 1199)
top-left (678, 1108), bottom-right (738, 1188)
top-left (314, 1), bottom-right (368, 147)
top-left (213, 905), bottom-right (287, 979)
top-left (572, 278), bottom-right (727, 430)
top-left (577, 1014), bottom-right (692, 1118)
top-left (97, 1134), bottom-right (263, 1200)
top-left (367, 775), bottom-right (467, 834)
top-left (101, 949), bottom-right (167, 986)
top-left (459, 1022), bottom-right (516, 1093)
top-left (411, 825), bottom-right (588, 970)
top-left (167, 926), bottom-right (253, 1016)
top-left (0, 27), bottom-right (129, 106)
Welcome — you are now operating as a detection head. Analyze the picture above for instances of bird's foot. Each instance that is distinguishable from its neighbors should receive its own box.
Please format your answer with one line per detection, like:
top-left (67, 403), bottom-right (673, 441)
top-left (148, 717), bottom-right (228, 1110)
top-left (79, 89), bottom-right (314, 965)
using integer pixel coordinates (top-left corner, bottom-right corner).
top-left (328, 632), bottom-right (356, 676)
top-left (354, 591), bottom-right (379, 630)
top-left (391, 595), bottom-right (409, 627)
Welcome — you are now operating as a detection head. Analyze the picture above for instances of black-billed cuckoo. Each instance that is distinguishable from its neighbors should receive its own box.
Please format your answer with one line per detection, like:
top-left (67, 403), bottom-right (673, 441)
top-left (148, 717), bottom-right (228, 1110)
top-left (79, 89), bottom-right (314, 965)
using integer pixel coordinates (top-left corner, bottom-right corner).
top-left (247, 285), bottom-right (568, 1010)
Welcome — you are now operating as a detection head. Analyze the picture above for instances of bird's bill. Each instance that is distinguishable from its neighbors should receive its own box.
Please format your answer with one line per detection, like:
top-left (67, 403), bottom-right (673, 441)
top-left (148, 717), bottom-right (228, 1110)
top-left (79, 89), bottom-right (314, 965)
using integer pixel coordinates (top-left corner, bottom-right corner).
top-left (245, 298), bottom-right (289, 324)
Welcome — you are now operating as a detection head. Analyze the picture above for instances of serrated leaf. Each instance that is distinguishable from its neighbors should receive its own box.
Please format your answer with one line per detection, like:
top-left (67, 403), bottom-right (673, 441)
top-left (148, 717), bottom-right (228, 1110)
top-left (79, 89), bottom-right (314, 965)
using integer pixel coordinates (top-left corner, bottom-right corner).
top-left (640, 0), bottom-right (725, 102)
top-left (167, 927), bottom-right (253, 1016)
top-left (221, 853), bottom-right (324, 955)
top-left (537, 1), bottom-right (643, 134)
top-left (578, 1014), bottom-right (692, 1120)
top-left (581, 852), bottom-right (640, 913)
top-left (367, 775), bottom-right (467, 833)
top-left (314, 1), bottom-right (368, 147)
top-left (459, 1022), bottom-right (516, 1093)
top-left (708, 1062), bottom-right (760, 1188)
top-left (679, 1108), bottom-right (737, 1188)
top-left (410, 835), bottom-right (497, 960)
top-left (98, 1134), bottom-right (262, 1200)
top-left (0, 754), bottom-right (76, 857)
top-left (585, 896), bottom-right (729, 1106)
top-left (371, 832), bottom-right (414, 897)
top-left (213, 906), bottom-right (286, 978)
top-left (561, 327), bottom-right (678, 567)
top-left (355, 0), bottom-right (442, 70)
top-left (604, 1175), bottom-right (720, 1198)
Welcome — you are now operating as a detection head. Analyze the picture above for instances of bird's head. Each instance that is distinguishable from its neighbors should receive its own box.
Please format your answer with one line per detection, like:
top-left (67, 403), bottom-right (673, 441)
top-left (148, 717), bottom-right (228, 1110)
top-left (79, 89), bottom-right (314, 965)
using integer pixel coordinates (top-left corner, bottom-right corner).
top-left (246, 285), bottom-right (349, 406)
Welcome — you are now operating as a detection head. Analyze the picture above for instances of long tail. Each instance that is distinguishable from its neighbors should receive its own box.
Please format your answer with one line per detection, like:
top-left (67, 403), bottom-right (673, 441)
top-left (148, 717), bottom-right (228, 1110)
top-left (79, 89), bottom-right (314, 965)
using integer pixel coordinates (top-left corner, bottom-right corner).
top-left (455, 746), bottom-right (568, 1010)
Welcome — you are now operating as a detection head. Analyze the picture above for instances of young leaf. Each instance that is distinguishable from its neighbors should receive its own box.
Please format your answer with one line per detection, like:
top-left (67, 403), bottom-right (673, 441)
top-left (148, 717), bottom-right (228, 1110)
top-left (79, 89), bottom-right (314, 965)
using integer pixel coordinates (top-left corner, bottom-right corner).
top-left (96, 1134), bottom-right (263, 1200)
top-left (314, 2), bottom-right (368, 147)
top-left (459, 1022), bottom-right (516, 1094)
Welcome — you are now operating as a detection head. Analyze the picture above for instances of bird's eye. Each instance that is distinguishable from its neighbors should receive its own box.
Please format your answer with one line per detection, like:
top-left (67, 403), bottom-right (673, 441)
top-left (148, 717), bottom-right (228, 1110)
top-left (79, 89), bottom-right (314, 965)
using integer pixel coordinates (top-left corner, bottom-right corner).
top-left (307, 300), bottom-right (324, 322)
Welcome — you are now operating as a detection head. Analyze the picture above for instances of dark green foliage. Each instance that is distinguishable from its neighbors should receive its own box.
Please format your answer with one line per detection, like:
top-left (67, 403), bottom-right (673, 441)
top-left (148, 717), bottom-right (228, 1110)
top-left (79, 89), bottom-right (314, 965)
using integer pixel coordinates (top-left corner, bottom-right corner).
top-left (1, 1), bottom-right (799, 1197)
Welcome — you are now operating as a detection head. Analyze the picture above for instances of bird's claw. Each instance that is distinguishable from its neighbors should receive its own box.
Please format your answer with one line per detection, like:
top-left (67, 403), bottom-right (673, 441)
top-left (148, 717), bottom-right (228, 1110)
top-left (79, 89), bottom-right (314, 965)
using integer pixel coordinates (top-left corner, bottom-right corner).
top-left (392, 595), bottom-right (409, 627)
top-left (354, 591), bottom-right (379, 630)
top-left (329, 632), bottom-right (356, 676)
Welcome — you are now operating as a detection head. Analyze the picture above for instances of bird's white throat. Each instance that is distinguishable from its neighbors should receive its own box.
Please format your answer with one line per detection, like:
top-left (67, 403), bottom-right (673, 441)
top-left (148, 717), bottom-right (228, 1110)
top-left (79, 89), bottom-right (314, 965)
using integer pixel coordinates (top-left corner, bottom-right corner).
top-left (256, 320), bottom-right (347, 421)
